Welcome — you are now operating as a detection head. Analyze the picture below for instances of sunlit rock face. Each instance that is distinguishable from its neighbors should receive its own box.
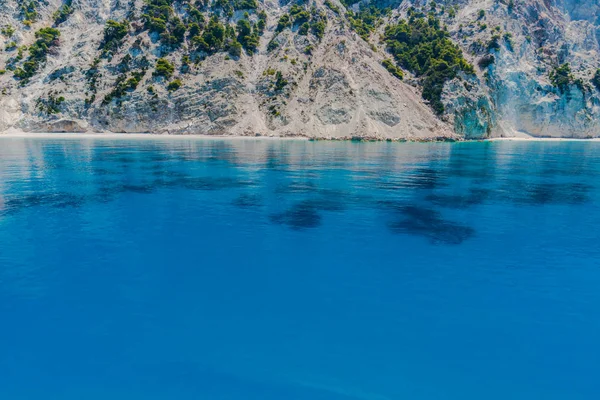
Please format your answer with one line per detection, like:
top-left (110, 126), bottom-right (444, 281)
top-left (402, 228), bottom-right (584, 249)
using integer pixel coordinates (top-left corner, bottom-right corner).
top-left (438, 0), bottom-right (600, 138)
top-left (557, 0), bottom-right (600, 22)
top-left (2, 0), bottom-right (600, 138)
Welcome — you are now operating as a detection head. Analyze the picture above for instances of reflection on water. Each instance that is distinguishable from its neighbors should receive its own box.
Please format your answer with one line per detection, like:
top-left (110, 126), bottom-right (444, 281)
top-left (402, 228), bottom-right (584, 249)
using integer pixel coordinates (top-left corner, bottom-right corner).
top-left (4, 138), bottom-right (596, 243)
top-left (0, 139), bottom-right (599, 241)
top-left (0, 137), bottom-right (600, 400)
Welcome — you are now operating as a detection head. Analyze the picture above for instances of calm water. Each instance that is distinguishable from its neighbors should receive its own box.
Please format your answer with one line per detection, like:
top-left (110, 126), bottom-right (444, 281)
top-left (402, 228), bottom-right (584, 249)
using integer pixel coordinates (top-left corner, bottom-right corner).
top-left (0, 137), bottom-right (599, 399)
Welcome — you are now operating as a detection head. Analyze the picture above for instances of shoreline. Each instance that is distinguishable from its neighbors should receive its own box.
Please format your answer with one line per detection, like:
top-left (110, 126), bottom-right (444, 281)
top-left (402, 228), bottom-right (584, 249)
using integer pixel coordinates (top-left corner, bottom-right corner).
top-left (486, 137), bottom-right (600, 142)
top-left (0, 132), bottom-right (311, 141)
top-left (1, 132), bottom-right (600, 142)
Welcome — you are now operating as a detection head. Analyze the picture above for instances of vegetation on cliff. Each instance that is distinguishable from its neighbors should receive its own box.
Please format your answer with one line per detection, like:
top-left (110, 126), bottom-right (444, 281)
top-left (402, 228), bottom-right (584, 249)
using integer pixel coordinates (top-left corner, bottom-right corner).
top-left (549, 63), bottom-right (586, 93)
top-left (53, 1), bottom-right (74, 26)
top-left (13, 27), bottom-right (61, 83)
top-left (383, 12), bottom-right (474, 114)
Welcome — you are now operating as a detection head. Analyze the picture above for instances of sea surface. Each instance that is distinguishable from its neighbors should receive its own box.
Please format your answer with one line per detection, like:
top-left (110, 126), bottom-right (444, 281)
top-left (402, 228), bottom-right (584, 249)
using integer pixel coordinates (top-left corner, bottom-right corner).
top-left (0, 137), bottom-right (599, 399)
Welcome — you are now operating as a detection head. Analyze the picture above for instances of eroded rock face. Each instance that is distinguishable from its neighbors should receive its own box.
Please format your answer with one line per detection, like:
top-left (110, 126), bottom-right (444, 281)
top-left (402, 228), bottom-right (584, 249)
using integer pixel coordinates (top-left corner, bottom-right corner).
top-left (442, 76), bottom-right (495, 139)
top-left (1, 0), bottom-right (600, 139)
top-left (0, 0), bottom-right (450, 139)
top-left (310, 68), bottom-right (356, 125)
top-left (441, 0), bottom-right (600, 138)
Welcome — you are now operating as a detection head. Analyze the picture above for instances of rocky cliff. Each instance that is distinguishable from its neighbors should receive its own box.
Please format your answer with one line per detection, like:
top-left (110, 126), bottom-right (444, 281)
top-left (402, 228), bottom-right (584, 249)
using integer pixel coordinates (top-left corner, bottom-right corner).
top-left (0, 0), bottom-right (599, 139)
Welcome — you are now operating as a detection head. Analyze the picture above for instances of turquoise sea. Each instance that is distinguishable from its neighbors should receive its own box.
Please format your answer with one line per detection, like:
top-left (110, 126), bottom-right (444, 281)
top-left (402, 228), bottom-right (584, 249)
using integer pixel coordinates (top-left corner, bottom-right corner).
top-left (0, 137), bottom-right (599, 399)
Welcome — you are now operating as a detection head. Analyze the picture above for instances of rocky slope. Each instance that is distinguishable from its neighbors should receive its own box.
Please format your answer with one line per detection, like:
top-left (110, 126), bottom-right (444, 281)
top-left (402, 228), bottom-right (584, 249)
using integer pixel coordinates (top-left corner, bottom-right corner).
top-left (0, 0), bottom-right (599, 139)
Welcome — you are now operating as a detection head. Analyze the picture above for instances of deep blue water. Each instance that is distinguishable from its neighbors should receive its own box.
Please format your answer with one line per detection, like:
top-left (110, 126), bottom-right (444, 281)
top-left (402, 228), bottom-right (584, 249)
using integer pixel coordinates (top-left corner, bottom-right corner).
top-left (0, 137), bottom-right (599, 399)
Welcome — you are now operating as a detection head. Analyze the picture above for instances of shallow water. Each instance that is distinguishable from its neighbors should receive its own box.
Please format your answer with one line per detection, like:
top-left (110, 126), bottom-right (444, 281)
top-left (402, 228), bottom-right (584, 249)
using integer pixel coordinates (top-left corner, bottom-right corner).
top-left (0, 137), bottom-right (599, 399)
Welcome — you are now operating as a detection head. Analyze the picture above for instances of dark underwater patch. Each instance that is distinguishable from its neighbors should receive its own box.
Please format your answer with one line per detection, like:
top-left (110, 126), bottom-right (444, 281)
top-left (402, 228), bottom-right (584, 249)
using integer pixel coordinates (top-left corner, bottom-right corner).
top-left (51, 194), bottom-right (87, 209)
top-left (121, 184), bottom-right (156, 194)
top-left (2, 192), bottom-right (88, 215)
top-left (233, 194), bottom-right (263, 208)
top-left (270, 202), bottom-right (322, 229)
top-left (175, 176), bottom-right (255, 191)
top-left (0, 173), bottom-right (258, 217)
top-left (502, 181), bottom-right (592, 205)
top-left (527, 182), bottom-right (591, 205)
top-left (387, 205), bottom-right (475, 245)
top-left (114, 156), bottom-right (138, 164)
top-left (425, 188), bottom-right (490, 209)
top-left (298, 197), bottom-right (346, 212)
top-left (140, 153), bottom-right (175, 163)
top-left (92, 168), bottom-right (122, 176)
top-left (150, 169), bottom-right (189, 179)
top-left (94, 186), bottom-right (120, 203)
top-left (268, 194), bottom-right (347, 230)
top-left (139, 163), bottom-right (166, 171)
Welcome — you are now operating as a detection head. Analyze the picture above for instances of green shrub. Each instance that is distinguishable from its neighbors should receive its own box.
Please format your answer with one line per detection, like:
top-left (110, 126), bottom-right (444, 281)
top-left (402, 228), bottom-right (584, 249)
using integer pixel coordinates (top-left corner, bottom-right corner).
top-left (324, 1), bottom-right (340, 15)
top-left (234, 0), bottom-right (258, 10)
top-left (153, 57), bottom-right (175, 79)
top-left (298, 22), bottom-right (309, 36)
top-left (20, 1), bottom-right (39, 24)
top-left (103, 70), bottom-right (146, 104)
top-left (487, 35), bottom-right (501, 51)
top-left (274, 71), bottom-right (288, 91)
top-left (188, 23), bottom-right (201, 38)
top-left (263, 67), bottom-right (276, 76)
top-left (257, 11), bottom-right (267, 35)
top-left (37, 94), bottom-right (65, 114)
top-left (214, 0), bottom-right (258, 12)
top-left (267, 38), bottom-right (279, 52)
top-left (276, 14), bottom-right (291, 32)
top-left (236, 18), bottom-right (259, 54)
top-left (228, 40), bottom-right (242, 57)
top-left (180, 54), bottom-right (190, 68)
top-left (167, 78), bottom-right (182, 91)
top-left (53, 1), bottom-right (73, 26)
top-left (290, 5), bottom-right (310, 24)
top-left (193, 16), bottom-right (225, 54)
top-left (311, 18), bottom-right (326, 41)
top-left (503, 32), bottom-right (514, 51)
top-left (101, 20), bottom-right (129, 53)
top-left (85, 57), bottom-right (101, 95)
top-left (339, 0), bottom-right (361, 7)
top-left (167, 18), bottom-right (187, 46)
top-left (1, 25), bottom-right (15, 37)
top-left (382, 59), bottom-right (403, 80)
top-left (550, 63), bottom-right (574, 93)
